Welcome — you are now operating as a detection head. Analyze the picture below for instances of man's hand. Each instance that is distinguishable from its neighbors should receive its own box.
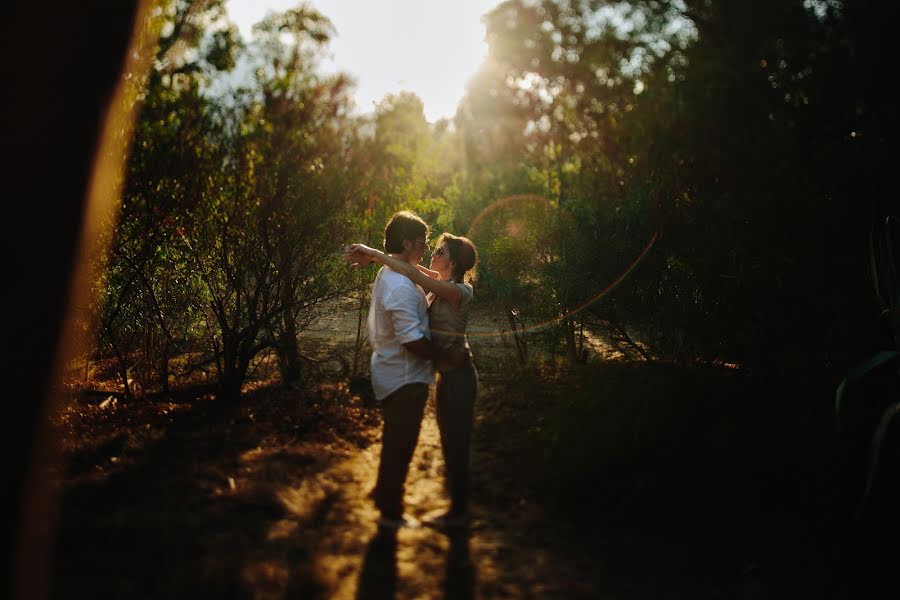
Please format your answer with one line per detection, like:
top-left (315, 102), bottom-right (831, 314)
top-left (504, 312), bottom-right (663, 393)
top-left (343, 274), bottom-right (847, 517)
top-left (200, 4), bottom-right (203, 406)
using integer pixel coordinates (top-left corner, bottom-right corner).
top-left (443, 345), bottom-right (470, 368)
top-left (403, 337), bottom-right (434, 359)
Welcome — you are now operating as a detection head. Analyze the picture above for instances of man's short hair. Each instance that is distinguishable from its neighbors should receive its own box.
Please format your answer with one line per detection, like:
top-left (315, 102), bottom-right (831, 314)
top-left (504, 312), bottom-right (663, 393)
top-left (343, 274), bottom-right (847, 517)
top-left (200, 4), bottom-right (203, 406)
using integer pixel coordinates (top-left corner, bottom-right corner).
top-left (383, 211), bottom-right (429, 253)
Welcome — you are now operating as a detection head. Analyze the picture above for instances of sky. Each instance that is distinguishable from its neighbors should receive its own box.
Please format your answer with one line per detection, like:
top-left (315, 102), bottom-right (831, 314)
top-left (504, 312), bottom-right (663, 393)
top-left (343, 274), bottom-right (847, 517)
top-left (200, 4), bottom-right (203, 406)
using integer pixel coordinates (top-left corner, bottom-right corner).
top-left (226, 0), bottom-right (502, 122)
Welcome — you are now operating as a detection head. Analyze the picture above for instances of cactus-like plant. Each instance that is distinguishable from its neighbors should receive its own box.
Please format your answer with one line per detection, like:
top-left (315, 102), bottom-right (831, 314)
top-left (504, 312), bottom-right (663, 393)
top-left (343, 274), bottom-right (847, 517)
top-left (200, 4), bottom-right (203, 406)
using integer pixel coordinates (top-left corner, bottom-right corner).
top-left (835, 215), bottom-right (899, 518)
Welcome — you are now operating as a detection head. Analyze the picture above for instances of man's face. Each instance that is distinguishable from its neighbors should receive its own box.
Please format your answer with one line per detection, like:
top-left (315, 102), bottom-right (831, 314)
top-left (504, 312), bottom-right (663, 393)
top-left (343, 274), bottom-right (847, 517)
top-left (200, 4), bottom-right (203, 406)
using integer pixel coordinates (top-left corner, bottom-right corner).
top-left (410, 236), bottom-right (428, 263)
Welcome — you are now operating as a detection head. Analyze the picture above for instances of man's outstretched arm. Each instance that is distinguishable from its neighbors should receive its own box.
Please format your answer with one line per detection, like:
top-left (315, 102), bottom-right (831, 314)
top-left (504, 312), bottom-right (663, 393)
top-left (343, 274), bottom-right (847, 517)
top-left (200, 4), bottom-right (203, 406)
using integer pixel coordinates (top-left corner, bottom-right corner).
top-left (403, 337), bottom-right (436, 359)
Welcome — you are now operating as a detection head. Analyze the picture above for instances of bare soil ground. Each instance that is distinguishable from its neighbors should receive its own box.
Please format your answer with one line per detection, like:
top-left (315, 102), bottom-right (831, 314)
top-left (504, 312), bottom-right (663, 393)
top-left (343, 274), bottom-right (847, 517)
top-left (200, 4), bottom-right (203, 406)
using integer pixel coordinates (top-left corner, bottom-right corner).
top-left (49, 380), bottom-right (745, 599)
top-left (47, 301), bottom-right (855, 599)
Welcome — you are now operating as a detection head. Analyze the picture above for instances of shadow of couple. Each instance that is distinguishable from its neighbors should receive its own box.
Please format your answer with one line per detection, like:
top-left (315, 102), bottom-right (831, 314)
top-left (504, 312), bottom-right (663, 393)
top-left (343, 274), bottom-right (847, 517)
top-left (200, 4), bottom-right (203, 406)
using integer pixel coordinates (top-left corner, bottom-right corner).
top-left (355, 526), bottom-right (475, 600)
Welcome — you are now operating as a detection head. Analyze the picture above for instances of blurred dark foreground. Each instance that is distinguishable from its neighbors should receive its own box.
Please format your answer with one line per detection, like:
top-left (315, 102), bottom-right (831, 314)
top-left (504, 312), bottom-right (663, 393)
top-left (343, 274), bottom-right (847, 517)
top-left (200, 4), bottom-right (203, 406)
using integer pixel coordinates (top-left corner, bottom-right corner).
top-left (43, 359), bottom-right (900, 599)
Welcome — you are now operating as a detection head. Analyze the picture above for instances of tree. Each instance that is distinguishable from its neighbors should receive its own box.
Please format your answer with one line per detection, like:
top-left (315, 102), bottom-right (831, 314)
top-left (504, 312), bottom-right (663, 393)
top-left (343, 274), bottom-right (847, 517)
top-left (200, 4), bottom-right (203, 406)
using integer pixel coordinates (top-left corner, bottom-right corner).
top-left (97, 0), bottom-right (240, 396)
top-left (246, 4), bottom-right (357, 389)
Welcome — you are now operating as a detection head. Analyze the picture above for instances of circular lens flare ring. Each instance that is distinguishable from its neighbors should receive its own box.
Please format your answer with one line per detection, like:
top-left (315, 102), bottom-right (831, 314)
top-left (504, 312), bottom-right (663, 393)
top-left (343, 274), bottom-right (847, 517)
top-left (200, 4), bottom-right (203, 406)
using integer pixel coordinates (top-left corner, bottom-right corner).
top-left (426, 195), bottom-right (659, 340)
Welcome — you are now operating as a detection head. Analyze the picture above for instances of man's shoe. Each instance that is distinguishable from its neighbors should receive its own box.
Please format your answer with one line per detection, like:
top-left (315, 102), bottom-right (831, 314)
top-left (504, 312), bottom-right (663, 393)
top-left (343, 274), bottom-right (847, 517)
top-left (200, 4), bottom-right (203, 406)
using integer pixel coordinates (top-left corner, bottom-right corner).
top-left (377, 514), bottom-right (420, 530)
top-left (423, 512), bottom-right (470, 530)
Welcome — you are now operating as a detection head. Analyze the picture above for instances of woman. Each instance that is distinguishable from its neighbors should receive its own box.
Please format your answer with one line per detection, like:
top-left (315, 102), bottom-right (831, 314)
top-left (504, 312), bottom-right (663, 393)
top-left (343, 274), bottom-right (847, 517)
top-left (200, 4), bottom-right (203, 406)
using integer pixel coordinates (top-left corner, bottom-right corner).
top-left (348, 233), bottom-right (478, 528)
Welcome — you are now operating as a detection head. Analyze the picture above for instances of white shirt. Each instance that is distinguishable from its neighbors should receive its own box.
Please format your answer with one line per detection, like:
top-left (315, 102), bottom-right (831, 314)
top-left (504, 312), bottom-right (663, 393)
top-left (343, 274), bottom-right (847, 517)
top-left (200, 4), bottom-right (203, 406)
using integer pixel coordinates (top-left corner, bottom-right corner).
top-left (368, 265), bottom-right (434, 399)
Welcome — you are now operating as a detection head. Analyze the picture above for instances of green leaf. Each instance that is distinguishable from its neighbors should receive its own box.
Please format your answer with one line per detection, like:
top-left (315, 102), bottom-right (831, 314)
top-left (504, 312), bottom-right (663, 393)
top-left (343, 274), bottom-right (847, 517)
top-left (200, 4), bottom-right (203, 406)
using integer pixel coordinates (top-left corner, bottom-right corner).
top-left (835, 351), bottom-right (900, 424)
top-left (885, 216), bottom-right (898, 310)
top-left (855, 400), bottom-right (900, 520)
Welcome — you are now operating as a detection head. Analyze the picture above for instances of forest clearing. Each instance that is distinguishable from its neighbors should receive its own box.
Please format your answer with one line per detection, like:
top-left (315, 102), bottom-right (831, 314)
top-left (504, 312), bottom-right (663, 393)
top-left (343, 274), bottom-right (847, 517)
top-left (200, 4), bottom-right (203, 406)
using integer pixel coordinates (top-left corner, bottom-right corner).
top-left (48, 305), bottom-right (864, 598)
top-left (5, 1), bottom-right (898, 598)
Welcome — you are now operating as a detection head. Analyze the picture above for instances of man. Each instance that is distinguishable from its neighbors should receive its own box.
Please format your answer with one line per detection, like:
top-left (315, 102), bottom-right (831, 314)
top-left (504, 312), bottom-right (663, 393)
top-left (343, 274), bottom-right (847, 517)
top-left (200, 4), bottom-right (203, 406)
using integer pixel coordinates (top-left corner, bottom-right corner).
top-left (367, 211), bottom-right (437, 528)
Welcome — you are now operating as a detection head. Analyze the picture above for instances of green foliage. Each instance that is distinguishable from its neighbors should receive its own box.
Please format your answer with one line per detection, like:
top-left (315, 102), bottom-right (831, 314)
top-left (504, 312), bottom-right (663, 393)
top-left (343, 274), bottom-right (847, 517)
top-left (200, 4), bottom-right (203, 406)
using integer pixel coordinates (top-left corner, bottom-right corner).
top-left (835, 214), bottom-right (899, 518)
top-left (835, 351), bottom-right (899, 426)
top-left (453, 0), bottom-right (898, 367)
top-left (542, 365), bottom-right (705, 486)
top-left (93, 0), bottom-right (899, 396)
top-left (97, 1), bottom-right (361, 399)
top-left (535, 363), bottom-right (804, 522)
top-left (862, 400), bottom-right (900, 515)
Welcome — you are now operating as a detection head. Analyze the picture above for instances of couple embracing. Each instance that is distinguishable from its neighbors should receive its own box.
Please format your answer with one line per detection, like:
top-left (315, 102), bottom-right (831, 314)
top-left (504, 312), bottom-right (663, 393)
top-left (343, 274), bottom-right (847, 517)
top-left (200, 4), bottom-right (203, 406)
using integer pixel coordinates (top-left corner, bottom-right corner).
top-left (345, 211), bottom-right (478, 531)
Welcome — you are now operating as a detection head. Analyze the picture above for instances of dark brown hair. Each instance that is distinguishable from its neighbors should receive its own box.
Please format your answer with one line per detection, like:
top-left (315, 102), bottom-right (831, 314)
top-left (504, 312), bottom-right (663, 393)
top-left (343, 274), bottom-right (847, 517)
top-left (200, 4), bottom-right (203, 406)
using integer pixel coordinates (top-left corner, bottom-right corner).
top-left (383, 211), bottom-right (429, 253)
top-left (437, 233), bottom-right (477, 283)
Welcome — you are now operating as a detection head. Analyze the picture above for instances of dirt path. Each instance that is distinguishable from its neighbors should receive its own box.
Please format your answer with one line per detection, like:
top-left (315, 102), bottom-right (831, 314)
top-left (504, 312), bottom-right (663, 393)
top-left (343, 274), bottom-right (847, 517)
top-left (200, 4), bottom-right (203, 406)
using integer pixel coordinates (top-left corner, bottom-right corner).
top-left (50, 298), bottom-right (613, 598)
top-left (53, 378), bottom-right (745, 600)
top-left (276, 396), bottom-right (598, 599)
top-left (266, 399), bottom-right (457, 599)
top-left (51, 371), bottom-right (620, 600)
top-left (50, 297), bottom-right (755, 598)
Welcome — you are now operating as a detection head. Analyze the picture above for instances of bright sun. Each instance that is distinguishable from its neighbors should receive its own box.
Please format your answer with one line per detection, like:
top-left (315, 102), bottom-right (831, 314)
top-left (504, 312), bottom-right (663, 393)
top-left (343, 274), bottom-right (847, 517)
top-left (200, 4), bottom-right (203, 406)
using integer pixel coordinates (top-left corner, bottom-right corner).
top-left (226, 0), bottom-right (501, 122)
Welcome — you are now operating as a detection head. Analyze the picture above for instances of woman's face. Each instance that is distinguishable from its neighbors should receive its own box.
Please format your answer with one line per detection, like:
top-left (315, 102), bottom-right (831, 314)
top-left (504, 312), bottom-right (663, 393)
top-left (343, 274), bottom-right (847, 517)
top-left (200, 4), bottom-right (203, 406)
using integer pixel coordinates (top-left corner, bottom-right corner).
top-left (429, 242), bottom-right (452, 275)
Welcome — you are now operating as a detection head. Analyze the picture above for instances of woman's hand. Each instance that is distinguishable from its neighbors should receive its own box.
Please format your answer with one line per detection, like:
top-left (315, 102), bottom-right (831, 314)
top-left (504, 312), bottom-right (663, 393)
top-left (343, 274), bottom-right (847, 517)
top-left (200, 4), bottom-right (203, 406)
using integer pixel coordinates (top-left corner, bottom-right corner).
top-left (348, 243), bottom-right (378, 258)
top-left (343, 243), bottom-right (378, 267)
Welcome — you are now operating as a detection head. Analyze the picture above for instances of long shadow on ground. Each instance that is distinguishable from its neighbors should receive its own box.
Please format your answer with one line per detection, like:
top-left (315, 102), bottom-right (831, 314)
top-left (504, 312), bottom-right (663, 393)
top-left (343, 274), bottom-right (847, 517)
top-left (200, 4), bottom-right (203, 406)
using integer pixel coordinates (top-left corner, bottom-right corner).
top-left (50, 385), bottom-right (368, 599)
top-left (50, 362), bottom-right (898, 599)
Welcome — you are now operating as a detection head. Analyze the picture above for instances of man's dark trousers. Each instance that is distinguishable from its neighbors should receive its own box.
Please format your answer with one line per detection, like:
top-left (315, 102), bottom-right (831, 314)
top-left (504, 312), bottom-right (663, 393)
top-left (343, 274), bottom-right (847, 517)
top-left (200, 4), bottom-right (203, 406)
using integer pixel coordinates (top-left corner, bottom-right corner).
top-left (373, 382), bottom-right (429, 518)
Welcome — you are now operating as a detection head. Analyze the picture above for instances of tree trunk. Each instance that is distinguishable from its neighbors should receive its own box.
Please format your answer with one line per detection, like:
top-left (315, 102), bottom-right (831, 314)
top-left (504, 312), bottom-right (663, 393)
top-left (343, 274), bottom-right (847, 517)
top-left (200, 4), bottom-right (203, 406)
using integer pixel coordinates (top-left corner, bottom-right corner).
top-left (105, 326), bottom-right (133, 400)
top-left (276, 325), bottom-right (302, 389)
top-left (276, 278), bottom-right (302, 388)
top-left (159, 343), bottom-right (170, 394)
top-left (564, 315), bottom-right (578, 362)
top-left (352, 288), bottom-right (367, 376)
top-left (219, 335), bottom-right (243, 403)
top-left (276, 240), bottom-right (303, 389)
top-left (505, 305), bottom-right (528, 364)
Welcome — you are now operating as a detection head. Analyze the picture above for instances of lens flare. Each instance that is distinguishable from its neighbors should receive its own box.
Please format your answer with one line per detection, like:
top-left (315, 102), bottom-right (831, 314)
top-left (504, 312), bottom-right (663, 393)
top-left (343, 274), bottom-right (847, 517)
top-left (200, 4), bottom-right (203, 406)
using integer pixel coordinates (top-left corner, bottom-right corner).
top-left (427, 195), bottom-right (659, 340)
